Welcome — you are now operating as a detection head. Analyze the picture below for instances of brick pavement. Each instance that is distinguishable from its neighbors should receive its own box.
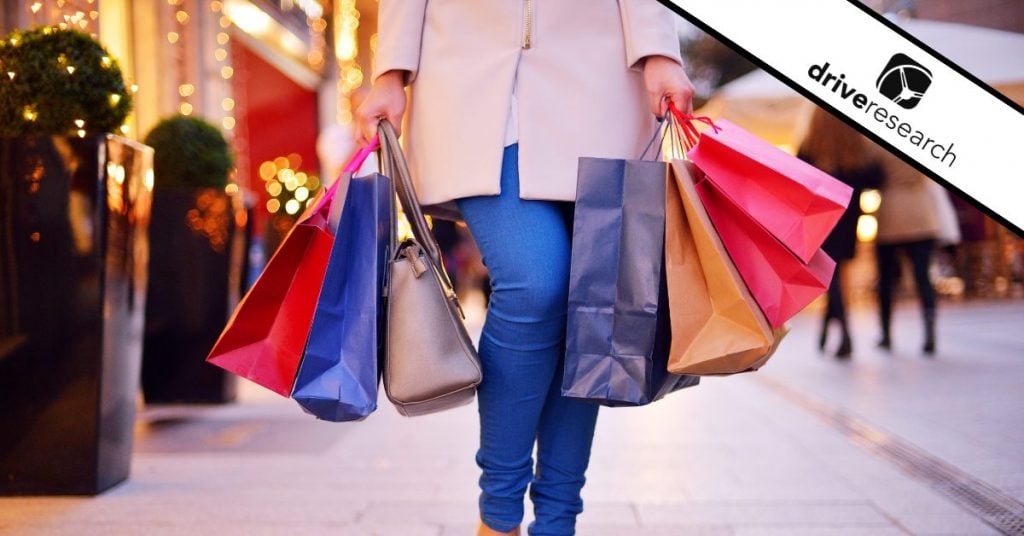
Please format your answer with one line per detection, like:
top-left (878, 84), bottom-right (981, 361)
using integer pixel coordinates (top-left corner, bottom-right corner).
top-left (1, 300), bottom-right (1021, 535)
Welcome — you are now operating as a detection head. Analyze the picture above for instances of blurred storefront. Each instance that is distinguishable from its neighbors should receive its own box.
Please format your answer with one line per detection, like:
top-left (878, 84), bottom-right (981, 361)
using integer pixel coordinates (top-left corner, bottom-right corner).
top-left (1, 0), bottom-right (382, 248)
top-left (862, 0), bottom-right (1024, 34)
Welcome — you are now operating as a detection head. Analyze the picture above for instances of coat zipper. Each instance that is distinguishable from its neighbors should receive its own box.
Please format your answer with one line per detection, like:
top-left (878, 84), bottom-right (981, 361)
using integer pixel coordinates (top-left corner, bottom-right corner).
top-left (523, 0), bottom-right (533, 49)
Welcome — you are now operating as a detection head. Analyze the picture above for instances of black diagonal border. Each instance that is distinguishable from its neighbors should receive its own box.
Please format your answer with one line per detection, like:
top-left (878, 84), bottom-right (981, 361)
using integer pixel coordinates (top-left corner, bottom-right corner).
top-left (659, 0), bottom-right (1024, 237)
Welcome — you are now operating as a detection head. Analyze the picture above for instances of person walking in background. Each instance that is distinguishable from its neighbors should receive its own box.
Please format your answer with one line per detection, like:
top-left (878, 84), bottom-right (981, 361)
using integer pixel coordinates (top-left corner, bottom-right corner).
top-left (355, 2), bottom-right (694, 535)
top-left (874, 150), bottom-right (941, 355)
top-left (797, 108), bottom-right (882, 358)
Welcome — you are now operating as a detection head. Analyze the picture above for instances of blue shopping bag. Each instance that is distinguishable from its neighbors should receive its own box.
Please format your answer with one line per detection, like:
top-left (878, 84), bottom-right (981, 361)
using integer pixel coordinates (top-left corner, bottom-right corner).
top-left (562, 157), bottom-right (699, 407)
top-left (291, 172), bottom-right (393, 421)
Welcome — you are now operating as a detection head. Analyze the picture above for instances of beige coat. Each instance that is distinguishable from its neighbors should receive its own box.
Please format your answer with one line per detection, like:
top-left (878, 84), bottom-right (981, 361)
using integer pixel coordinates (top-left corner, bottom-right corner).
top-left (875, 150), bottom-right (940, 244)
top-left (374, 0), bottom-right (682, 206)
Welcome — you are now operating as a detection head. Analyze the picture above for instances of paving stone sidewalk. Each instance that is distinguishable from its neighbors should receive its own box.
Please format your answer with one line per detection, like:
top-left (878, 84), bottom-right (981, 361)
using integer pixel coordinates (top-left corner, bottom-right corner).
top-left (2, 300), bottom-right (1021, 535)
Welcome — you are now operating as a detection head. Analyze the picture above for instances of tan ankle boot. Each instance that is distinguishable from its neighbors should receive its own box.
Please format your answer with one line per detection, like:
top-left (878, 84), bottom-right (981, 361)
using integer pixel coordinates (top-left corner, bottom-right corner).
top-left (476, 521), bottom-right (520, 536)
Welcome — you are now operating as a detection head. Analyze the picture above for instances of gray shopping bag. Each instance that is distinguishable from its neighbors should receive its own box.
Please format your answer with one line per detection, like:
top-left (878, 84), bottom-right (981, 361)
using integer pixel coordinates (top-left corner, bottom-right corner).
top-left (562, 157), bottom-right (699, 407)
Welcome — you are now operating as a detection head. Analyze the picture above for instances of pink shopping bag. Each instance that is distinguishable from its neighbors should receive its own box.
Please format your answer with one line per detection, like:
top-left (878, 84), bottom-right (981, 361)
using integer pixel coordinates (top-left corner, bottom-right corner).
top-left (687, 118), bottom-right (853, 264)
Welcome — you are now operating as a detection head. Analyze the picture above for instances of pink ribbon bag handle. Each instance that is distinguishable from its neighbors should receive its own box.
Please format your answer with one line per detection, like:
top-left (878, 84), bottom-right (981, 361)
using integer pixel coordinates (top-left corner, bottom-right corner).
top-left (310, 135), bottom-right (380, 216)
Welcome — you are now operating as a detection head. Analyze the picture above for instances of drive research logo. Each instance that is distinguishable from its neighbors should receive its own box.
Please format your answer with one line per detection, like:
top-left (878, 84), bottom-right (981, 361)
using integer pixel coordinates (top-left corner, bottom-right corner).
top-left (808, 60), bottom-right (957, 168)
top-left (875, 53), bottom-right (933, 109)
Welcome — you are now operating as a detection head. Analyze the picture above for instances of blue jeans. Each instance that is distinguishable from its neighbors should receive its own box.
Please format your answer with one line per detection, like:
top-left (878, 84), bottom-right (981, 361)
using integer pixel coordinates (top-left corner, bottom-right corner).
top-left (456, 145), bottom-right (600, 535)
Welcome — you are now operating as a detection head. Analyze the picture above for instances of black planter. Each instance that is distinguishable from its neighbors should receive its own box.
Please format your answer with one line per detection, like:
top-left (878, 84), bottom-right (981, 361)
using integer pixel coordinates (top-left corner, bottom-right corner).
top-left (0, 135), bottom-right (152, 495)
top-left (141, 187), bottom-right (247, 404)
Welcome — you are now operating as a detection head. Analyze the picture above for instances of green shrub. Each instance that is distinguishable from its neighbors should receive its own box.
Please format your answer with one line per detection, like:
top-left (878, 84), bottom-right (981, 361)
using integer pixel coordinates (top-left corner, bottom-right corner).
top-left (145, 115), bottom-right (234, 189)
top-left (0, 27), bottom-right (132, 136)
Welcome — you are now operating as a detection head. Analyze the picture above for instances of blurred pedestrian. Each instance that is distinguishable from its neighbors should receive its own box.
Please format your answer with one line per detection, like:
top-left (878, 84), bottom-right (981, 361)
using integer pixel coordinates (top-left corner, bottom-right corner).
top-left (874, 150), bottom-right (941, 355)
top-left (797, 108), bottom-right (882, 358)
top-left (926, 179), bottom-right (962, 285)
top-left (355, 2), bottom-right (694, 535)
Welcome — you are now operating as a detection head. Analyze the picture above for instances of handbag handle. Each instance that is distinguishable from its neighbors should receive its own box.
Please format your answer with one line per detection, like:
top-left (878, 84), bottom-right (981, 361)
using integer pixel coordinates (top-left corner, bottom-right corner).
top-left (376, 120), bottom-right (458, 295)
top-left (310, 135), bottom-right (380, 216)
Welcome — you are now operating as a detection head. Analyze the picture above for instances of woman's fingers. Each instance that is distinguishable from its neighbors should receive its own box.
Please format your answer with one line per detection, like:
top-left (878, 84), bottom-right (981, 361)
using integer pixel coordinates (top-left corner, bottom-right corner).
top-left (355, 108), bottom-right (402, 146)
top-left (651, 86), bottom-right (694, 120)
top-left (649, 91), bottom-right (668, 118)
top-left (354, 70), bottom-right (408, 146)
top-left (668, 85), bottom-right (695, 116)
top-left (643, 55), bottom-right (697, 119)
top-left (355, 112), bottom-right (379, 147)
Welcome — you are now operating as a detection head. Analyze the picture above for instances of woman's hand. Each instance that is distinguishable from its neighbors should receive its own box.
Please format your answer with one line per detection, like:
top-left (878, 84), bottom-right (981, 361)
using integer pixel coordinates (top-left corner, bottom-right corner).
top-left (355, 70), bottom-right (408, 146)
top-left (643, 55), bottom-right (696, 118)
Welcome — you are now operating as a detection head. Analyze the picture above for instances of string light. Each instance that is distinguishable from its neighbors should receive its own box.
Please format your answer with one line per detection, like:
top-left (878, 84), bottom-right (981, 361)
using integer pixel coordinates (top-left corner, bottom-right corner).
top-left (306, 8), bottom-right (327, 71)
top-left (170, 0), bottom-right (193, 122)
top-left (27, 2), bottom-right (95, 33)
top-left (335, 0), bottom-right (363, 124)
top-left (259, 155), bottom-right (321, 216)
top-left (211, 2), bottom-right (235, 139)
top-left (259, 162), bottom-right (276, 181)
top-left (857, 215), bottom-right (878, 242)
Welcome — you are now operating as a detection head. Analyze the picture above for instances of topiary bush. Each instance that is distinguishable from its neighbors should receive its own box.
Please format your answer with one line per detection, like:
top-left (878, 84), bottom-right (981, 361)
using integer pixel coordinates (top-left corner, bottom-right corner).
top-left (144, 115), bottom-right (234, 189)
top-left (0, 26), bottom-right (132, 137)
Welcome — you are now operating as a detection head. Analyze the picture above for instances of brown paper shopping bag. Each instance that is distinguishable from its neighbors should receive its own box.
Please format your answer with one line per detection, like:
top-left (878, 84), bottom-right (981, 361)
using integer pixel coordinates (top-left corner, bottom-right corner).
top-left (665, 160), bottom-right (786, 375)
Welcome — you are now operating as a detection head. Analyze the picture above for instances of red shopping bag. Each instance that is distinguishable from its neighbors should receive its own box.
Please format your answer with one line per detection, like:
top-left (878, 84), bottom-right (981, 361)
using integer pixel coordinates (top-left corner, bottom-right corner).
top-left (206, 141), bottom-right (378, 396)
top-left (687, 118), bottom-right (853, 264)
top-left (695, 176), bottom-right (836, 327)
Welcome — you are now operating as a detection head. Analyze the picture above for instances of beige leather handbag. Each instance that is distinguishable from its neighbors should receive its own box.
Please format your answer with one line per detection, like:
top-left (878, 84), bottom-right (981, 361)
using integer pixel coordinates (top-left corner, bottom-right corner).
top-left (378, 121), bottom-right (482, 417)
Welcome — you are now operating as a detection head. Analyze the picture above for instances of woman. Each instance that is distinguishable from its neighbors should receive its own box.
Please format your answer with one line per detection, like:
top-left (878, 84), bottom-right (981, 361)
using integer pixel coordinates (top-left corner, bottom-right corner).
top-left (356, 2), bottom-right (694, 534)
top-left (874, 150), bottom-right (941, 355)
top-left (797, 108), bottom-right (882, 358)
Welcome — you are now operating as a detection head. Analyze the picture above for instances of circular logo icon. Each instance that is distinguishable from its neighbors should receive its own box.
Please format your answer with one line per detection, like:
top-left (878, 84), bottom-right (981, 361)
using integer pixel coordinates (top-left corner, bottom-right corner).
top-left (876, 53), bottom-right (933, 110)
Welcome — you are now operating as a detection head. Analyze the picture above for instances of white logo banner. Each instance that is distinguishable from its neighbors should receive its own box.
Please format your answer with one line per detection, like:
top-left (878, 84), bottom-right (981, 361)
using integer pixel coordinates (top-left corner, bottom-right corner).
top-left (661, 0), bottom-right (1024, 234)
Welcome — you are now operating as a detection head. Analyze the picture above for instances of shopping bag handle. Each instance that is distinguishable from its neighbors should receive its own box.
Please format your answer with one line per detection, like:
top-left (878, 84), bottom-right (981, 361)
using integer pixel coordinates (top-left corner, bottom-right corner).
top-left (638, 108), bottom-right (699, 160)
top-left (310, 135), bottom-right (380, 216)
top-left (345, 137), bottom-right (380, 173)
top-left (667, 102), bottom-right (720, 150)
top-left (639, 116), bottom-right (674, 161)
